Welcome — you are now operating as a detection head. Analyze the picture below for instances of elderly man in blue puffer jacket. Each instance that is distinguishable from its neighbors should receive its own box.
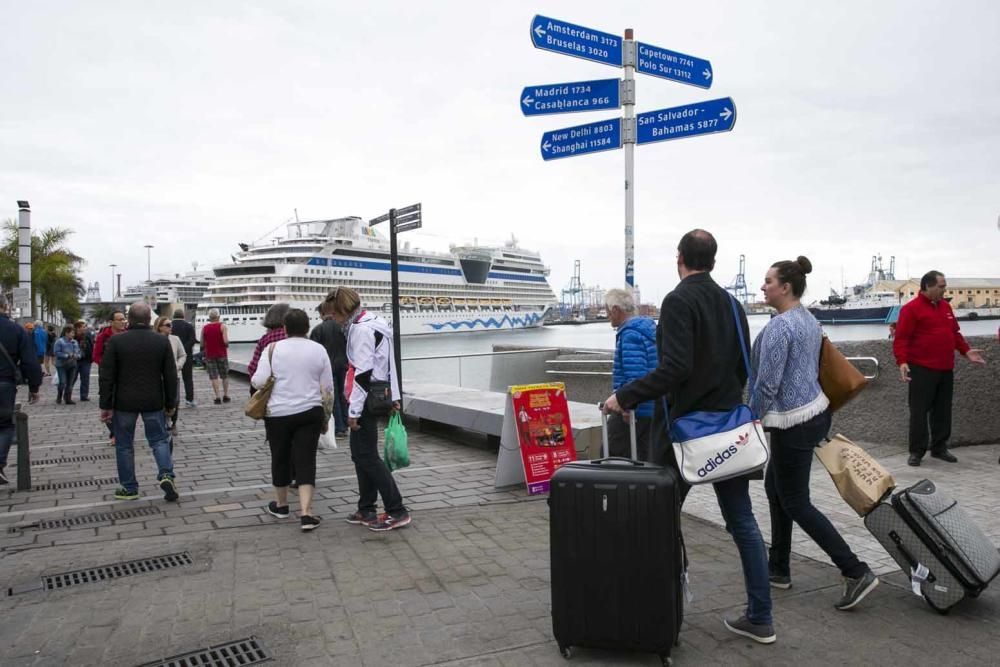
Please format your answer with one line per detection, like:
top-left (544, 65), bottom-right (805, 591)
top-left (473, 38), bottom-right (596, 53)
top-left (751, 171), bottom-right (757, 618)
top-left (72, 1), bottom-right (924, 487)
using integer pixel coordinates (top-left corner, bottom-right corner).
top-left (606, 288), bottom-right (658, 460)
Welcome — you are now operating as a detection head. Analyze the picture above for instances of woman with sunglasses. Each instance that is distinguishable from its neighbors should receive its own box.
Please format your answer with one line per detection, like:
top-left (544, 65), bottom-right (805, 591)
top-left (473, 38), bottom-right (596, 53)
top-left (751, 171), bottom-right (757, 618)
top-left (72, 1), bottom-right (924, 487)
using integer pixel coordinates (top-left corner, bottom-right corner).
top-left (154, 316), bottom-right (187, 437)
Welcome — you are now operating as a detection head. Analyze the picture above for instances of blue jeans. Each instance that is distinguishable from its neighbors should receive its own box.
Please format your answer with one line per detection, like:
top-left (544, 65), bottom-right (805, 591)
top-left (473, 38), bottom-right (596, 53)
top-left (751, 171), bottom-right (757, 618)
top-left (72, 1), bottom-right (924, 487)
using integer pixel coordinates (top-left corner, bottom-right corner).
top-left (333, 367), bottom-right (348, 433)
top-left (113, 410), bottom-right (174, 492)
top-left (0, 381), bottom-right (16, 469)
top-left (77, 361), bottom-right (92, 400)
top-left (765, 411), bottom-right (867, 579)
top-left (56, 364), bottom-right (78, 401)
top-left (714, 476), bottom-right (773, 625)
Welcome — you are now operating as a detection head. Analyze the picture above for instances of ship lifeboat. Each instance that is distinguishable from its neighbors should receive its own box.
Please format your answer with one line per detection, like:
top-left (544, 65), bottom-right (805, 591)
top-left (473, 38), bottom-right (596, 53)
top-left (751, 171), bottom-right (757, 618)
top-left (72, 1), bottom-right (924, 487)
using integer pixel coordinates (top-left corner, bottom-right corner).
top-left (418, 296), bottom-right (434, 306)
top-left (491, 298), bottom-right (504, 306)
top-left (436, 296), bottom-right (452, 307)
top-left (399, 296), bottom-right (417, 308)
top-left (452, 297), bottom-right (466, 306)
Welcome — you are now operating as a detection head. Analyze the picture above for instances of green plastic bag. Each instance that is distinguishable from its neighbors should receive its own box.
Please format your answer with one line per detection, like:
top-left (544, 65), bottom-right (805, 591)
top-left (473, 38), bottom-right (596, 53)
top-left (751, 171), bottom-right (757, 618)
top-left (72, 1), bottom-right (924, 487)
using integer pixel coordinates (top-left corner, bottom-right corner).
top-left (384, 413), bottom-right (410, 471)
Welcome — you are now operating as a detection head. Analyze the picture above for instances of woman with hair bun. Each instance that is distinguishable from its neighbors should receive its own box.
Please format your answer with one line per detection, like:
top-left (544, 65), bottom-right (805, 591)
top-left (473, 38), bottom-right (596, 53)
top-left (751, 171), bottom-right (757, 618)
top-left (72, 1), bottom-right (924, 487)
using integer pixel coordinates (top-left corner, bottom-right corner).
top-left (751, 256), bottom-right (879, 611)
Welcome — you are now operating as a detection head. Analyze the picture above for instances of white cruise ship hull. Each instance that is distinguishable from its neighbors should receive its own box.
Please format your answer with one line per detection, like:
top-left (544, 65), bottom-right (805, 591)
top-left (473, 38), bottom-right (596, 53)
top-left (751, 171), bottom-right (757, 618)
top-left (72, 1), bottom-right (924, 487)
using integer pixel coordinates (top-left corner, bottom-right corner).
top-left (216, 305), bottom-right (549, 343)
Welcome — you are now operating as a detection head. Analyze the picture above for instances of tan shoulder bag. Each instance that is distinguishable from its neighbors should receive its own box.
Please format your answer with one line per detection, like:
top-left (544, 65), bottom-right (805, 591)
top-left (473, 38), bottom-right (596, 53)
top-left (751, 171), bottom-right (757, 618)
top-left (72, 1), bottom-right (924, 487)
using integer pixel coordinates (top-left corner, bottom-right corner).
top-left (244, 344), bottom-right (276, 420)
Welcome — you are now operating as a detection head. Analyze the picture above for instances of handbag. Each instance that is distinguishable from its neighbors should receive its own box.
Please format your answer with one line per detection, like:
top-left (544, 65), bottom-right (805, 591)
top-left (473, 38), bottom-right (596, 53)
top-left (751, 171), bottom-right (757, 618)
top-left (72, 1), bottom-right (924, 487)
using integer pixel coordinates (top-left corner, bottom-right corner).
top-left (244, 344), bottom-right (276, 420)
top-left (363, 330), bottom-right (394, 416)
top-left (815, 433), bottom-right (894, 516)
top-left (668, 296), bottom-right (769, 485)
top-left (818, 336), bottom-right (867, 412)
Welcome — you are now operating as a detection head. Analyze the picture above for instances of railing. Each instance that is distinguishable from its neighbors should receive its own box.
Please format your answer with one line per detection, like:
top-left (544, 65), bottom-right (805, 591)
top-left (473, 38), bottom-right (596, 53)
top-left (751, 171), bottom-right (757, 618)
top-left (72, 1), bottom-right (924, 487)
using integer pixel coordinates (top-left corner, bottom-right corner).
top-left (545, 356), bottom-right (881, 381)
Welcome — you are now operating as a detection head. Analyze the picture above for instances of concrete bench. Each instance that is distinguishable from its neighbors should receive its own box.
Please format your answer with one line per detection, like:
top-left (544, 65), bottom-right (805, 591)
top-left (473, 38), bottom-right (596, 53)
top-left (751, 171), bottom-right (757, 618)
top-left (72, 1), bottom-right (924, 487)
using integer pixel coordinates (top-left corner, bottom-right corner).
top-left (402, 382), bottom-right (605, 459)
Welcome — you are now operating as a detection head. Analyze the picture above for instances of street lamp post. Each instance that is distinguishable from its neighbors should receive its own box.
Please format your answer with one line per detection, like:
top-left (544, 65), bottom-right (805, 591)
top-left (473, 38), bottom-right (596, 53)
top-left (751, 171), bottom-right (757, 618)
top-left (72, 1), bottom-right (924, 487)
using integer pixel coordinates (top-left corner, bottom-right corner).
top-left (109, 264), bottom-right (117, 301)
top-left (144, 245), bottom-right (154, 282)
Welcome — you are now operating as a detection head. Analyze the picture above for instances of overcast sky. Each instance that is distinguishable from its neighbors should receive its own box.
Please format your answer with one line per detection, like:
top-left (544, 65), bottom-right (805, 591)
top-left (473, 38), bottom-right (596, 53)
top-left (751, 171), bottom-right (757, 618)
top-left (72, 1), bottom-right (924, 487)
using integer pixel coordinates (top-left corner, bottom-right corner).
top-left (2, 0), bottom-right (998, 306)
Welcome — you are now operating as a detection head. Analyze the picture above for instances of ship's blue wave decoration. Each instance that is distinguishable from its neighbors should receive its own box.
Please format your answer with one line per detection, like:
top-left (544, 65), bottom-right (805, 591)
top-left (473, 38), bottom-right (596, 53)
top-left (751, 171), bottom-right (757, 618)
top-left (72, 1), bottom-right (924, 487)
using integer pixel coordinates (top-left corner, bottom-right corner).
top-left (426, 312), bottom-right (544, 331)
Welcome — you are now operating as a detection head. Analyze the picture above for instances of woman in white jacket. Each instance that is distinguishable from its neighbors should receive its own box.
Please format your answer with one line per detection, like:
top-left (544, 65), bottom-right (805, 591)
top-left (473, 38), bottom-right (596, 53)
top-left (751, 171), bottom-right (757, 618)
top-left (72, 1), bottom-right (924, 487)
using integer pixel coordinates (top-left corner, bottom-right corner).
top-left (154, 316), bottom-right (187, 437)
top-left (324, 287), bottom-right (411, 532)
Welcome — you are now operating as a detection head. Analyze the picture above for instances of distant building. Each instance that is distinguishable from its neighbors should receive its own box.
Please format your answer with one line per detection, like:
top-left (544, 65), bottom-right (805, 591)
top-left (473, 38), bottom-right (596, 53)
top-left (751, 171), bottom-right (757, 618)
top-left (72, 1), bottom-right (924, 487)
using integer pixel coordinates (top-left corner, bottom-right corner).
top-left (873, 278), bottom-right (1000, 308)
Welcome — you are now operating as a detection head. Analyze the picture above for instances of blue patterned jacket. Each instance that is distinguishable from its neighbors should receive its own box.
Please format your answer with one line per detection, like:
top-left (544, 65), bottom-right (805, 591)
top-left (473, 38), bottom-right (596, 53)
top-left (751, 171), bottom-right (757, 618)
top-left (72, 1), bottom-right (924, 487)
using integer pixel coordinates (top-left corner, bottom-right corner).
top-left (613, 316), bottom-right (658, 418)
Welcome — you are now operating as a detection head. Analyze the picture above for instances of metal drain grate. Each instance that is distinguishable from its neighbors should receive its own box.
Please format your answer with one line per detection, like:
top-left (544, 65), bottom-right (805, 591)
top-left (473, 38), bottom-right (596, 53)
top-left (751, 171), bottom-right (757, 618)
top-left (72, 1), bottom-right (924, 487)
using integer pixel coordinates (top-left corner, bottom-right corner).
top-left (32, 453), bottom-right (115, 465)
top-left (138, 636), bottom-right (271, 667)
top-left (7, 506), bottom-right (162, 534)
top-left (31, 477), bottom-right (119, 491)
top-left (44, 552), bottom-right (193, 591)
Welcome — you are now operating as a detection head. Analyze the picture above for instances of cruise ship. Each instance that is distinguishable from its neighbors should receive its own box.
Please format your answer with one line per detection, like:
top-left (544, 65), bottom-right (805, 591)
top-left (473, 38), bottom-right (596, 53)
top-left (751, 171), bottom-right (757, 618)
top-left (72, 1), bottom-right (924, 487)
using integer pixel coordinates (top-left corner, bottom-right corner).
top-left (195, 216), bottom-right (558, 342)
top-left (122, 269), bottom-right (216, 312)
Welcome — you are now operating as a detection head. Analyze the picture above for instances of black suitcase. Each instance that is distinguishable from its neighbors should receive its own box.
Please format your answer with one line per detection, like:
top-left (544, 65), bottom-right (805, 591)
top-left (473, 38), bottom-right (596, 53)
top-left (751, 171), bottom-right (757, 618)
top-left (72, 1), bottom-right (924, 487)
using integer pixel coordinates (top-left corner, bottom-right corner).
top-left (549, 408), bottom-right (684, 666)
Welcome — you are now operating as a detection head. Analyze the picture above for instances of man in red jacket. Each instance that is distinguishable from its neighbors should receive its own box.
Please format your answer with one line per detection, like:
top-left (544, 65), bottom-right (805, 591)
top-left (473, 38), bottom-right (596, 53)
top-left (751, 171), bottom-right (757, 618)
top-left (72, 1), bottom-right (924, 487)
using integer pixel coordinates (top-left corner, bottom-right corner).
top-left (93, 310), bottom-right (126, 444)
top-left (893, 271), bottom-right (986, 466)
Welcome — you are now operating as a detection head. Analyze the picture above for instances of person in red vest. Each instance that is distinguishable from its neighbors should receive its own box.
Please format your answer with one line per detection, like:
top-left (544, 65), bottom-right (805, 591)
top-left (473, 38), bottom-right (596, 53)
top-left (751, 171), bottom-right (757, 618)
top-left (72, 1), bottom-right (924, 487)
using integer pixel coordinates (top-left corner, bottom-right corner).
top-left (893, 271), bottom-right (986, 467)
top-left (200, 309), bottom-right (231, 404)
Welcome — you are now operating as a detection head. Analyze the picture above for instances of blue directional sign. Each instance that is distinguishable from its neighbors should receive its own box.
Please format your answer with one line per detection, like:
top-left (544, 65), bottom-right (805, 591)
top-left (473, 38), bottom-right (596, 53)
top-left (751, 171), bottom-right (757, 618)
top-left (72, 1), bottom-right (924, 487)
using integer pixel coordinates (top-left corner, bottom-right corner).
top-left (636, 97), bottom-right (736, 146)
top-left (520, 78), bottom-right (620, 117)
top-left (636, 41), bottom-right (713, 89)
top-left (530, 15), bottom-right (622, 68)
top-left (540, 117), bottom-right (622, 161)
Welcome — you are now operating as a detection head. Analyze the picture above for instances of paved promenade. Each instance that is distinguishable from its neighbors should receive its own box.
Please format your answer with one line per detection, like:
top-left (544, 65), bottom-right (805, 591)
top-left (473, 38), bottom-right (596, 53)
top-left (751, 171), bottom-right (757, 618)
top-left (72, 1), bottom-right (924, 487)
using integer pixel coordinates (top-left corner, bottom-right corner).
top-left (1, 369), bottom-right (999, 665)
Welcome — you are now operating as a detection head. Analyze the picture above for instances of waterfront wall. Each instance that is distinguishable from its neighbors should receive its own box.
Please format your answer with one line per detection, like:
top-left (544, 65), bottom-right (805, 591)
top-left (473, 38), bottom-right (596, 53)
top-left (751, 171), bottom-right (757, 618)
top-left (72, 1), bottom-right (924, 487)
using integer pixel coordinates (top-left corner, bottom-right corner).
top-left (509, 335), bottom-right (1000, 449)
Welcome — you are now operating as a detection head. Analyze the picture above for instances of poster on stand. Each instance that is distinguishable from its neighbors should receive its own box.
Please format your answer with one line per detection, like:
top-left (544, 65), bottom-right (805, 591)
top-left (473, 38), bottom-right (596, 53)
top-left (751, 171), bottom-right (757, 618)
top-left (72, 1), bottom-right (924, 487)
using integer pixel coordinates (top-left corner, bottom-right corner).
top-left (504, 382), bottom-right (577, 495)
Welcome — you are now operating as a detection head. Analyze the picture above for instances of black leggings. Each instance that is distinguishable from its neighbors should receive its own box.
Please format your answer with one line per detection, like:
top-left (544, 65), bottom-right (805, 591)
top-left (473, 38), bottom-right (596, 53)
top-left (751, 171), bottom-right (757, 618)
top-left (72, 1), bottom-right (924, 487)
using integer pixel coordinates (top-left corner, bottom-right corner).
top-left (264, 406), bottom-right (324, 487)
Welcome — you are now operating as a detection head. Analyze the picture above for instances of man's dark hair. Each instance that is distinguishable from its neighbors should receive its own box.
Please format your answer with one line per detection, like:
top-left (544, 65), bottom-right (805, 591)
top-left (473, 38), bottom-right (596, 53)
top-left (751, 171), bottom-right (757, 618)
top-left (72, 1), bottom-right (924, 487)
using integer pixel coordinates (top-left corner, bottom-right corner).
top-left (172, 308), bottom-right (185, 319)
top-left (108, 309), bottom-right (124, 322)
top-left (677, 229), bottom-right (717, 272)
top-left (920, 270), bottom-right (944, 291)
top-left (283, 308), bottom-right (310, 337)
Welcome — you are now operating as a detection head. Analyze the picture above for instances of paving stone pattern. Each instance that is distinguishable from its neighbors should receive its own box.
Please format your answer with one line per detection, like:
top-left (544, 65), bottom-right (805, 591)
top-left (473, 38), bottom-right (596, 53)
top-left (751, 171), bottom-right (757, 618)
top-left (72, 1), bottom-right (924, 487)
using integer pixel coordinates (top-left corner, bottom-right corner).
top-left (1, 369), bottom-right (999, 665)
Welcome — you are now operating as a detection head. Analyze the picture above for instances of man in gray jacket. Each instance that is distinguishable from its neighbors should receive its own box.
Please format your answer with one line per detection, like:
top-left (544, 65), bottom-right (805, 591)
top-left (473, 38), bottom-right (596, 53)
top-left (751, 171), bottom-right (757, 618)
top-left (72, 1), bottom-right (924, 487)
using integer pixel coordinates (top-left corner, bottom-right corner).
top-left (99, 302), bottom-right (178, 502)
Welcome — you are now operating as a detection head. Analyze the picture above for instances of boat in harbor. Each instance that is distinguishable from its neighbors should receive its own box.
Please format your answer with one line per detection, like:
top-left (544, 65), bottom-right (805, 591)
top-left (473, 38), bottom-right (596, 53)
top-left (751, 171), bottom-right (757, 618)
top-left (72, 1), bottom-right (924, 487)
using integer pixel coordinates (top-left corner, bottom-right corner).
top-left (808, 255), bottom-right (900, 324)
top-left (195, 216), bottom-right (557, 342)
top-left (122, 268), bottom-right (216, 313)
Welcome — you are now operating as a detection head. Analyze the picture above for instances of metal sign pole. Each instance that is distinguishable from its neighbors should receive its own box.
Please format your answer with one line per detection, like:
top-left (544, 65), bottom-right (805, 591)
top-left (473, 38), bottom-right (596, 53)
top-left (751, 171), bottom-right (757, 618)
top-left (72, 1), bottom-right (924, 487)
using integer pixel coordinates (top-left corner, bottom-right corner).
top-left (623, 29), bottom-right (636, 290)
top-left (388, 208), bottom-right (403, 396)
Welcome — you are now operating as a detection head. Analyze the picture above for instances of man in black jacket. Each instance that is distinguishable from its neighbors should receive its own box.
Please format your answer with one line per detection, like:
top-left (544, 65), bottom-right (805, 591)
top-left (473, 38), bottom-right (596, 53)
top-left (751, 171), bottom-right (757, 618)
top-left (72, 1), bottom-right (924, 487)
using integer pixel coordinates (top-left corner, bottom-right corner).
top-left (0, 295), bottom-right (42, 485)
top-left (604, 229), bottom-right (775, 645)
top-left (170, 309), bottom-right (197, 407)
top-left (100, 302), bottom-right (179, 502)
top-left (310, 301), bottom-right (349, 435)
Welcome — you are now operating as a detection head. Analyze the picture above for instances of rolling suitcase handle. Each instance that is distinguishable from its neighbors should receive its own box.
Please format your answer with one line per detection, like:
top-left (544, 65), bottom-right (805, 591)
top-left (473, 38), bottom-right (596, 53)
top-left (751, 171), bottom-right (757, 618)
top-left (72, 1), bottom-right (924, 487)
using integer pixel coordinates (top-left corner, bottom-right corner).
top-left (598, 402), bottom-right (639, 461)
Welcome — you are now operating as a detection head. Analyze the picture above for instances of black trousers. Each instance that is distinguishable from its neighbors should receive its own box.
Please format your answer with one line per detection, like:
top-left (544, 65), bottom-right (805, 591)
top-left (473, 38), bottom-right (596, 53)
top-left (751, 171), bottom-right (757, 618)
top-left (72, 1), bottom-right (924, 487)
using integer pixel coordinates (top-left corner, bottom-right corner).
top-left (181, 356), bottom-right (194, 402)
top-left (606, 413), bottom-right (652, 461)
top-left (349, 409), bottom-right (406, 516)
top-left (264, 406), bottom-right (323, 487)
top-left (908, 365), bottom-right (953, 456)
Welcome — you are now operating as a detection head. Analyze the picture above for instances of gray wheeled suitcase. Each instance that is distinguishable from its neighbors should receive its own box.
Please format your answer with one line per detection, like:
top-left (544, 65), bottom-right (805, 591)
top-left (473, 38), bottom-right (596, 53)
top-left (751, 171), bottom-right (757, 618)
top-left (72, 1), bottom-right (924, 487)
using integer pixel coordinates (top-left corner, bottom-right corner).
top-left (865, 479), bottom-right (1000, 613)
top-left (549, 409), bottom-right (684, 666)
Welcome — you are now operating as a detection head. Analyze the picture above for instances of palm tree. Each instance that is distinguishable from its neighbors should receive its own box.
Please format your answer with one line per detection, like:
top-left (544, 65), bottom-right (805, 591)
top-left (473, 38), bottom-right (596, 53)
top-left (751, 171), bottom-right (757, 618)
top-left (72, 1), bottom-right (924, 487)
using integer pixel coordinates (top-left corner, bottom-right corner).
top-left (0, 219), bottom-right (85, 322)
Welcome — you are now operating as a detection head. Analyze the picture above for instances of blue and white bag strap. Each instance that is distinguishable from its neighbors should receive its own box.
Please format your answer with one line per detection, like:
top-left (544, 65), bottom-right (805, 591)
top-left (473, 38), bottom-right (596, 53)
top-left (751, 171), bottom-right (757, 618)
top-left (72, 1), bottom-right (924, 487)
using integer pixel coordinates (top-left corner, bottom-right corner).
top-left (728, 295), bottom-right (752, 379)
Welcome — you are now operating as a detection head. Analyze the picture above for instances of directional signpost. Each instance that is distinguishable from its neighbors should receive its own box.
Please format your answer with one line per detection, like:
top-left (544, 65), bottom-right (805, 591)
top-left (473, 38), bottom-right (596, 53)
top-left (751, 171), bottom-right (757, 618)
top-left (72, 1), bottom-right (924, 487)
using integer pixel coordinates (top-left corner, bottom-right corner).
top-left (520, 78), bottom-right (620, 117)
top-left (540, 117), bottom-right (622, 161)
top-left (637, 97), bottom-right (736, 145)
top-left (369, 202), bottom-right (422, 396)
top-left (635, 41), bottom-right (712, 89)
top-left (523, 15), bottom-right (737, 290)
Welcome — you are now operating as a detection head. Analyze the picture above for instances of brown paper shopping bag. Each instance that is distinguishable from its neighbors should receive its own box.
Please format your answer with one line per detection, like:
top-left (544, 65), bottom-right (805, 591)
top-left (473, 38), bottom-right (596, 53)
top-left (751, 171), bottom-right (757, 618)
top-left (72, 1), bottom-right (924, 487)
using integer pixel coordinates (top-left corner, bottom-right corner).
top-left (815, 434), bottom-right (895, 517)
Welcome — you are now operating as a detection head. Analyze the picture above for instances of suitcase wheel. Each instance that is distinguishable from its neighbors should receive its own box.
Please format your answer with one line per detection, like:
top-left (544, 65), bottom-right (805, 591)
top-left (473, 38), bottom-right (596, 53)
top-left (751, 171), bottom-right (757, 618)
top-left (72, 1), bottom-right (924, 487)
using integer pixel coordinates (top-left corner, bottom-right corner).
top-left (558, 645), bottom-right (571, 660)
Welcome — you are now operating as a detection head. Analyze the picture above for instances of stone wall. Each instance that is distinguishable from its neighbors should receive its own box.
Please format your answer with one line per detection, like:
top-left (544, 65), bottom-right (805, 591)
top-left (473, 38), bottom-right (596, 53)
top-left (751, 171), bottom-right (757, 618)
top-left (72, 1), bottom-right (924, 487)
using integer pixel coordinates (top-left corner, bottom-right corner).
top-left (502, 334), bottom-right (1000, 450)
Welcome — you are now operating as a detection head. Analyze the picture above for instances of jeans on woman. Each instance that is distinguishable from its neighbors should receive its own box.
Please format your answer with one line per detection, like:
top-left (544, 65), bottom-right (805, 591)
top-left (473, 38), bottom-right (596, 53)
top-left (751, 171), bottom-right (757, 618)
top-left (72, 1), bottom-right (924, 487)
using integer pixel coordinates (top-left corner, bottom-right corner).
top-left (56, 364), bottom-right (78, 402)
top-left (349, 408), bottom-right (406, 517)
top-left (764, 410), bottom-right (868, 579)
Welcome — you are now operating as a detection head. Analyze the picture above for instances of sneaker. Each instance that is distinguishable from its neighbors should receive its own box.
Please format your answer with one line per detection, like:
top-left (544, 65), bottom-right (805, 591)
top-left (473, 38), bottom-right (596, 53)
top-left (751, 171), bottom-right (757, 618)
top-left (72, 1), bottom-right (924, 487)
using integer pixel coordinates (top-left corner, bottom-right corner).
top-left (114, 487), bottom-right (140, 500)
top-left (213, 398), bottom-right (222, 405)
top-left (159, 477), bottom-right (179, 502)
top-left (64, 399), bottom-right (76, 405)
top-left (79, 397), bottom-right (90, 402)
top-left (185, 400), bottom-right (197, 408)
top-left (769, 573), bottom-right (792, 590)
top-left (907, 454), bottom-right (922, 467)
top-left (222, 395), bottom-right (231, 403)
top-left (368, 511), bottom-right (412, 532)
top-left (0, 467), bottom-right (8, 485)
top-left (345, 511), bottom-right (378, 526)
top-left (723, 615), bottom-right (776, 644)
top-left (835, 570), bottom-right (879, 610)
top-left (300, 515), bottom-right (321, 531)
top-left (266, 501), bottom-right (290, 519)
top-left (56, 396), bottom-right (62, 404)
